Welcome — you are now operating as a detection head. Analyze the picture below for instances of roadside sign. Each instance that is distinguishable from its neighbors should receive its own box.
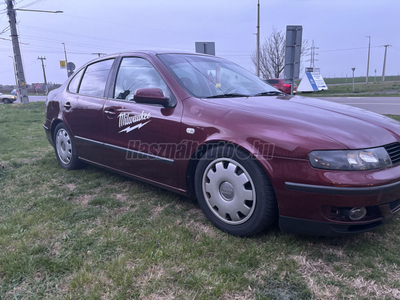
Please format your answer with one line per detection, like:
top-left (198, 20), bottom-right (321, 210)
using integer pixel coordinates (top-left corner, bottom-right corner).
top-left (284, 25), bottom-right (302, 82)
top-left (195, 42), bottom-right (216, 56)
top-left (298, 68), bottom-right (328, 92)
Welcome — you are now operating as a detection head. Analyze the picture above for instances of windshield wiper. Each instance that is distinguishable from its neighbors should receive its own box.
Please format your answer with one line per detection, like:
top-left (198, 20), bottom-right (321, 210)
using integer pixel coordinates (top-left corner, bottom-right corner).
top-left (205, 93), bottom-right (250, 99)
top-left (253, 91), bottom-right (286, 96)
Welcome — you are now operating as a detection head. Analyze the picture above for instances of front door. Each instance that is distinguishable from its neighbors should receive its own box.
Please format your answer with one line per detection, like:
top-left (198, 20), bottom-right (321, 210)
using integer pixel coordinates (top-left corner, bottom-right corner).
top-left (102, 56), bottom-right (183, 188)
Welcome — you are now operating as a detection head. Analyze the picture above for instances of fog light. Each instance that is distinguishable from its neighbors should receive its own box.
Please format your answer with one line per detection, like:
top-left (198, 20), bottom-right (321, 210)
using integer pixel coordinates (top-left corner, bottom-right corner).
top-left (349, 207), bottom-right (367, 221)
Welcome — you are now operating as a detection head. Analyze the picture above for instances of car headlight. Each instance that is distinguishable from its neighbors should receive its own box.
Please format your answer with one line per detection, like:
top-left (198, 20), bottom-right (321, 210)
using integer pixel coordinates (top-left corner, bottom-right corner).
top-left (309, 147), bottom-right (392, 171)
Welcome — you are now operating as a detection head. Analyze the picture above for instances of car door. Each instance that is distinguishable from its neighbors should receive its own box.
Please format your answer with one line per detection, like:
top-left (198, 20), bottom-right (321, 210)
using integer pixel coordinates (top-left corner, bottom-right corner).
top-left (62, 58), bottom-right (116, 163)
top-left (102, 56), bottom-right (183, 188)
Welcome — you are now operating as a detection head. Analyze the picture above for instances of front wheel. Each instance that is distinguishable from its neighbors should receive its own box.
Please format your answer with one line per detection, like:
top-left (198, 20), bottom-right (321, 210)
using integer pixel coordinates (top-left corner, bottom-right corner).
top-left (53, 123), bottom-right (83, 170)
top-left (3, 99), bottom-right (11, 104)
top-left (194, 146), bottom-right (278, 236)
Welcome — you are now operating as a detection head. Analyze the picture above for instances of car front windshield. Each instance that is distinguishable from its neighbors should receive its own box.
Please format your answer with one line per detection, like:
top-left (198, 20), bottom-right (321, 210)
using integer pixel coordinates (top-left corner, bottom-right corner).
top-left (158, 53), bottom-right (281, 98)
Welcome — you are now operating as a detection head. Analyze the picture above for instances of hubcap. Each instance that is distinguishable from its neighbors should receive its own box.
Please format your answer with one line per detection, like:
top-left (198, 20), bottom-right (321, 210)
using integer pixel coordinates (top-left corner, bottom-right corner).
top-left (219, 181), bottom-right (235, 201)
top-left (56, 128), bottom-right (72, 165)
top-left (202, 158), bottom-right (255, 225)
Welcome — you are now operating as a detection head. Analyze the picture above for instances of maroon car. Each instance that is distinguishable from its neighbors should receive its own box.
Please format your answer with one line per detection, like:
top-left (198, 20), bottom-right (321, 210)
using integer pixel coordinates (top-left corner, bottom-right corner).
top-left (44, 51), bottom-right (400, 236)
top-left (265, 78), bottom-right (297, 94)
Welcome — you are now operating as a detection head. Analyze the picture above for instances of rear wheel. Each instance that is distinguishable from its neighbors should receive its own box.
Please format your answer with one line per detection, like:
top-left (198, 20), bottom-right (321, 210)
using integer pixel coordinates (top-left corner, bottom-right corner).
top-left (53, 123), bottom-right (83, 170)
top-left (194, 146), bottom-right (278, 236)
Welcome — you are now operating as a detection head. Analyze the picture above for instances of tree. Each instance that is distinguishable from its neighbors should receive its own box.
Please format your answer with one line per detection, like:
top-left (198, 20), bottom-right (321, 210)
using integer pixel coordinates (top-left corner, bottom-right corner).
top-left (252, 28), bottom-right (309, 80)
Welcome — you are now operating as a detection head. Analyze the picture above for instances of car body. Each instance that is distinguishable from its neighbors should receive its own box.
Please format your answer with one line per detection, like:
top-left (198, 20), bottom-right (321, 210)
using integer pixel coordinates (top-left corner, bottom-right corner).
top-left (44, 51), bottom-right (400, 236)
top-left (0, 92), bottom-right (17, 104)
top-left (265, 78), bottom-right (297, 94)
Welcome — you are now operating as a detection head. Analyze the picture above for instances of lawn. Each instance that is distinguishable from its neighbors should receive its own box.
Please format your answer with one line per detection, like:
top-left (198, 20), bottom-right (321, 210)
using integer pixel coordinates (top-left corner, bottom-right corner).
top-left (1, 102), bottom-right (400, 299)
top-left (301, 81), bottom-right (400, 97)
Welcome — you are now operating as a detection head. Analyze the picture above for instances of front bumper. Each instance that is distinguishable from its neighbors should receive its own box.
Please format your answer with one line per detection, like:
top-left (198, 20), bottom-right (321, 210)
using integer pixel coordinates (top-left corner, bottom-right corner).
top-left (280, 180), bottom-right (400, 235)
top-left (279, 215), bottom-right (388, 236)
top-left (268, 157), bottom-right (400, 235)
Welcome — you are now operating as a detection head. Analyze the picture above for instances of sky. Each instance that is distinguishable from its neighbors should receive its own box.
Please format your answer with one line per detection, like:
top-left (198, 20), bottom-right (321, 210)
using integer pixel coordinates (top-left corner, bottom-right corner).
top-left (0, 0), bottom-right (399, 86)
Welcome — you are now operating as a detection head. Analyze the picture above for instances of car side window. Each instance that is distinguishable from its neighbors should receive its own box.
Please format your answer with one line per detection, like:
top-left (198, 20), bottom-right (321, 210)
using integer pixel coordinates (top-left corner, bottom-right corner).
top-left (79, 59), bottom-right (115, 98)
top-left (114, 57), bottom-right (168, 101)
top-left (68, 68), bottom-right (84, 93)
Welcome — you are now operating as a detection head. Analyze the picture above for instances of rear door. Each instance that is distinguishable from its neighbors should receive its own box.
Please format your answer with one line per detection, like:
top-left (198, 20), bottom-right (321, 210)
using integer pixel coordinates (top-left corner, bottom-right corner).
top-left (62, 58), bottom-right (116, 163)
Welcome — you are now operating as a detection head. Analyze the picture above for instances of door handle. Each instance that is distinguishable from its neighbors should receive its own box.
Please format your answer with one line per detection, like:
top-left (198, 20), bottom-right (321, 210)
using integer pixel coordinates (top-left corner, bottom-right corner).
top-left (104, 108), bottom-right (116, 118)
top-left (63, 102), bottom-right (71, 110)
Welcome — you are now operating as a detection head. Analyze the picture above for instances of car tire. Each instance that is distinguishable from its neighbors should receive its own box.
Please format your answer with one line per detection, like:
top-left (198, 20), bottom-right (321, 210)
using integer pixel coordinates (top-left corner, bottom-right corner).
top-left (194, 145), bottom-right (278, 236)
top-left (53, 123), bottom-right (83, 170)
top-left (3, 99), bottom-right (10, 104)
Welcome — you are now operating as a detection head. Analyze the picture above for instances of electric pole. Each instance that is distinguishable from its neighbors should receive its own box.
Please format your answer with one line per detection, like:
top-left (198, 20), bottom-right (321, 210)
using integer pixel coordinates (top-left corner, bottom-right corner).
top-left (365, 36), bottom-right (370, 83)
top-left (62, 42), bottom-right (69, 77)
top-left (381, 45), bottom-right (391, 82)
top-left (6, 0), bottom-right (29, 103)
top-left (308, 40), bottom-right (319, 68)
top-left (37, 56), bottom-right (48, 95)
top-left (256, 0), bottom-right (260, 77)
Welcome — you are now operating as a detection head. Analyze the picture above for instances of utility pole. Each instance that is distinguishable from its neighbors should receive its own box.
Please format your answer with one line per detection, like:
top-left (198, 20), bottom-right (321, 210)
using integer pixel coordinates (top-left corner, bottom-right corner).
top-left (6, 0), bottom-right (29, 103)
top-left (308, 40), bottom-right (319, 68)
top-left (62, 42), bottom-right (69, 77)
top-left (256, 0), bottom-right (260, 77)
top-left (381, 45), bottom-right (391, 82)
top-left (37, 56), bottom-right (48, 95)
top-left (365, 36), bottom-right (370, 83)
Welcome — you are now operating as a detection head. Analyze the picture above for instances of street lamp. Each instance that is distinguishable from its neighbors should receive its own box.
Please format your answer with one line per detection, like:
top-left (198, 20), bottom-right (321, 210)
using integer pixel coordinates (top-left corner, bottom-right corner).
top-left (351, 67), bottom-right (356, 92)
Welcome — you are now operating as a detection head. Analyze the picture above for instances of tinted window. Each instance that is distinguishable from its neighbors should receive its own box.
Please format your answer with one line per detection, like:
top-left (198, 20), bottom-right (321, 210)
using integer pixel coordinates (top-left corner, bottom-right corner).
top-left (79, 59), bottom-right (114, 97)
top-left (68, 68), bottom-right (84, 93)
top-left (114, 57), bottom-right (168, 101)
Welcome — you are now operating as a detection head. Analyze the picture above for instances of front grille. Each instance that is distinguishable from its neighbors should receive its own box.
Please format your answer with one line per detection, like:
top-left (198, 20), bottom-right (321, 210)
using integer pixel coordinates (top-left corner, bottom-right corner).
top-left (384, 142), bottom-right (400, 165)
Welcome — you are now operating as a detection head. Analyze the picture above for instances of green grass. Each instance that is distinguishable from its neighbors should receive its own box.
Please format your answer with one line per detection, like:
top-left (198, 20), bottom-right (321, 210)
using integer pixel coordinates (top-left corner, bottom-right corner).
top-left (323, 75), bottom-right (400, 85)
top-left (2, 102), bottom-right (400, 299)
top-left (302, 80), bottom-right (400, 97)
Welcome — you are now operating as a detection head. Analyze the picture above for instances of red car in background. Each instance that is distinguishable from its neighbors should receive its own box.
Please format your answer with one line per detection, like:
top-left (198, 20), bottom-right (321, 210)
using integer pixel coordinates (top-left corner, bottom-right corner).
top-left (44, 51), bottom-right (400, 237)
top-left (266, 78), bottom-right (297, 94)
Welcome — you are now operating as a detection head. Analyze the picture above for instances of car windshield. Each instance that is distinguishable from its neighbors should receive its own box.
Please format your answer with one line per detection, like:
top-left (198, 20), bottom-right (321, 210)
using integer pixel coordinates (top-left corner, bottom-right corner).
top-left (158, 53), bottom-right (281, 98)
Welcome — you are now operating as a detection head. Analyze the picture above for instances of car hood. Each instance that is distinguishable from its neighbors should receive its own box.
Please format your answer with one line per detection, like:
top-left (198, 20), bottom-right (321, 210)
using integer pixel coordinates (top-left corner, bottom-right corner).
top-left (201, 95), bottom-right (400, 150)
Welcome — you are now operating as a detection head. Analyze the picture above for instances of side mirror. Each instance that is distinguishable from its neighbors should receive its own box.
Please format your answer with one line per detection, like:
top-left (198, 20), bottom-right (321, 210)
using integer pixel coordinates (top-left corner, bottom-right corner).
top-left (134, 88), bottom-right (172, 108)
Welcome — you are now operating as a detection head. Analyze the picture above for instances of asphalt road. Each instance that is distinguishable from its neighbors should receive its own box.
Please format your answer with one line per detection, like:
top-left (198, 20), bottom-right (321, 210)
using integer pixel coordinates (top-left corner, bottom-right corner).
top-left (5, 95), bottom-right (400, 115)
top-left (317, 97), bottom-right (400, 115)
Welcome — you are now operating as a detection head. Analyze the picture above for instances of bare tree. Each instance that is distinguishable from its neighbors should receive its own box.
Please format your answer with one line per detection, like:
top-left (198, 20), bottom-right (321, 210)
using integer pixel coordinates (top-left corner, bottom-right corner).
top-left (252, 28), bottom-right (309, 80)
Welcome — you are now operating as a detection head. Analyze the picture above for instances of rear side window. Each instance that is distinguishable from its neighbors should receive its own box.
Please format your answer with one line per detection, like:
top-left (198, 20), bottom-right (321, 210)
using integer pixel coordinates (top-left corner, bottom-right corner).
top-left (68, 68), bottom-right (84, 93)
top-left (79, 59), bottom-right (115, 97)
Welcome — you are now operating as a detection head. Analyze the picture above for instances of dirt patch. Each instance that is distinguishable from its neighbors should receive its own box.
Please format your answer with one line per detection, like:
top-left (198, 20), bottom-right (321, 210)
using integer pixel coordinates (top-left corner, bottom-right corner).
top-left (222, 290), bottom-right (255, 300)
top-left (183, 219), bottom-right (218, 239)
top-left (72, 194), bottom-right (94, 206)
